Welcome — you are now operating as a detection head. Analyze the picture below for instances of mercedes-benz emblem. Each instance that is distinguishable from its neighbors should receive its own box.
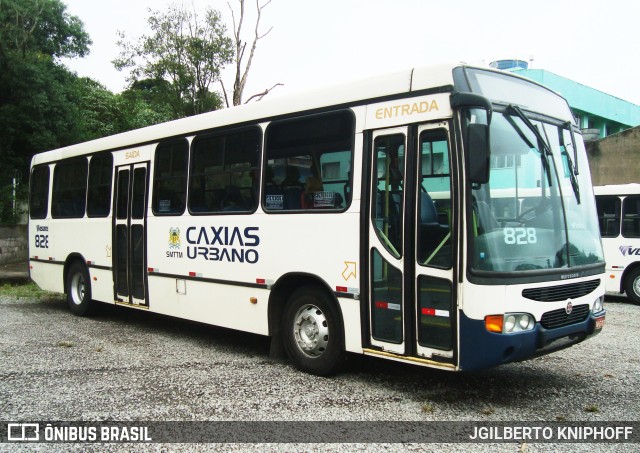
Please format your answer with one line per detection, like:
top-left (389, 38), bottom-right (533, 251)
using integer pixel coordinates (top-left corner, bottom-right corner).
top-left (565, 300), bottom-right (573, 315)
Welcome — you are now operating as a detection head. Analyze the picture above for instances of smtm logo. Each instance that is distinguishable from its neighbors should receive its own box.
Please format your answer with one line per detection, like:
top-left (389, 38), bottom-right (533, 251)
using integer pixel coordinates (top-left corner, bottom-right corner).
top-left (169, 227), bottom-right (181, 249)
top-left (619, 246), bottom-right (640, 257)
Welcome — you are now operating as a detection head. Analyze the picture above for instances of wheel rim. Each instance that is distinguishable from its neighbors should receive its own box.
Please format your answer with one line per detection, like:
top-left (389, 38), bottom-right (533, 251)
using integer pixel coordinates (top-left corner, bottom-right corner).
top-left (70, 272), bottom-right (85, 306)
top-left (292, 304), bottom-right (329, 358)
top-left (633, 275), bottom-right (640, 297)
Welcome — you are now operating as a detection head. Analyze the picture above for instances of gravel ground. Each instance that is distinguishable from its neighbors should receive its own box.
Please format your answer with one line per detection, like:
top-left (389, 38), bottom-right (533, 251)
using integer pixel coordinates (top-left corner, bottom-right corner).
top-left (0, 292), bottom-right (638, 452)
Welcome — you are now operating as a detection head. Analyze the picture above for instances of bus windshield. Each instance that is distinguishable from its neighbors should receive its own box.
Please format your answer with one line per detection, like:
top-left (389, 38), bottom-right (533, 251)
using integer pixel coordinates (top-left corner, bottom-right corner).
top-left (469, 108), bottom-right (604, 274)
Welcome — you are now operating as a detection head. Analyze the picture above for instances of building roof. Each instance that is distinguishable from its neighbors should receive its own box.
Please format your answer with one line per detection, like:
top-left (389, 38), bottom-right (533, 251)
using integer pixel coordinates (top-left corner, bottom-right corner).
top-left (514, 68), bottom-right (640, 127)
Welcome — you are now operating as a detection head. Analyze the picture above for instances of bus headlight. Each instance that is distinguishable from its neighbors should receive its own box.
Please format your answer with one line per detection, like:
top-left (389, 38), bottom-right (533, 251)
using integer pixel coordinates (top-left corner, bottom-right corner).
top-left (504, 313), bottom-right (534, 333)
top-left (593, 296), bottom-right (604, 313)
top-left (485, 313), bottom-right (535, 333)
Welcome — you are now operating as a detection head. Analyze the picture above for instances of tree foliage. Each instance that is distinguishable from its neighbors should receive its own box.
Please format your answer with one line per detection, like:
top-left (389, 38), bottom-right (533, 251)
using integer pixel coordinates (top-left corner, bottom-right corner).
top-left (0, 0), bottom-right (92, 189)
top-left (114, 3), bottom-right (234, 118)
top-left (0, 0), bottom-right (167, 223)
top-left (0, 0), bottom-right (91, 58)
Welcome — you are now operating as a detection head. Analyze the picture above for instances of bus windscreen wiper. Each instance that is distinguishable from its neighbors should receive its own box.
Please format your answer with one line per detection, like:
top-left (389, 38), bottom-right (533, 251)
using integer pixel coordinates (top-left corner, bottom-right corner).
top-left (561, 123), bottom-right (580, 204)
top-left (507, 105), bottom-right (580, 204)
top-left (506, 105), bottom-right (553, 189)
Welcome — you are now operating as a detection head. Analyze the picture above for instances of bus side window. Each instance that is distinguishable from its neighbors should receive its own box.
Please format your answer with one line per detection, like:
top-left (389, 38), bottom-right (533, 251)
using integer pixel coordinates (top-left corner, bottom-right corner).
top-left (87, 153), bottom-right (113, 217)
top-left (622, 196), bottom-right (640, 238)
top-left (51, 157), bottom-right (88, 219)
top-left (188, 127), bottom-right (261, 214)
top-left (595, 195), bottom-right (620, 238)
top-left (29, 165), bottom-right (50, 220)
top-left (264, 110), bottom-right (354, 212)
top-left (153, 139), bottom-right (189, 215)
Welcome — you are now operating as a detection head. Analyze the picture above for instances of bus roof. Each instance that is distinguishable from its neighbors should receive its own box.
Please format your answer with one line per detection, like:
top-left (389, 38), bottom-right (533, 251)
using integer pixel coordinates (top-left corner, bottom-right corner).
top-left (594, 183), bottom-right (640, 196)
top-left (30, 63), bottom-right (569, 166)
top-left (32, 64), bottom-right (462, 165)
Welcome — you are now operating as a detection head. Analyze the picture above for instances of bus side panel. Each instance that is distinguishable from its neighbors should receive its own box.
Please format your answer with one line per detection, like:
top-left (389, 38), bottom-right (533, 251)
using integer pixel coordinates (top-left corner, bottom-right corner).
top-left (145, 211), bottom-right (361, 341)
top-left (338, 297), bottom-right (363, 354)
top-left (29, 262), bottom-right (64, 293)
top-left (601, 235), bottom-right (638, 295)
top-left (148, 275), bottom-right (271, 336)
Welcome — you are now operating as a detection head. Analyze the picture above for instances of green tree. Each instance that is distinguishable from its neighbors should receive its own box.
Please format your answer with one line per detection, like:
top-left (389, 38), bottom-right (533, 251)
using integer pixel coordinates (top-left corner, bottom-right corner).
top-left (0, 0), bottom-right (90, 59)
top-left (114, 3), bottom-right (234, 118)
top-left (74, 78), bottom-right (173, 141)
top-left (0, 0), bottom-right (91, 223)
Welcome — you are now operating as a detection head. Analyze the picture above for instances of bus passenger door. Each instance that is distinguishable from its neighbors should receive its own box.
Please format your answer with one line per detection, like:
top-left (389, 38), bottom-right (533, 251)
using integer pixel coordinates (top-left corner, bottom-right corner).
top-left (368, 128), bottom-right (408, 354)
top-left (367, 123), bottom-right (456, 363)
top-left (113, 162), bottom-right (149, 307)
top-left (414, 123), bottom-right (455, 364)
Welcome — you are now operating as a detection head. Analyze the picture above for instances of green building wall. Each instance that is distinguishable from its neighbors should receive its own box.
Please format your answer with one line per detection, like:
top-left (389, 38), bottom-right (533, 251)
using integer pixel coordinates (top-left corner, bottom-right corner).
top-left (514, 68), bottom-right (640, 139)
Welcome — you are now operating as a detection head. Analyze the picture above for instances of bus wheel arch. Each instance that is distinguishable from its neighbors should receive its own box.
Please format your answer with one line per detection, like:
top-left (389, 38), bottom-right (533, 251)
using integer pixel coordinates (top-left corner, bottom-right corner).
top-left (268, 273), bottom-right (345, 375)
top-left (64, 255), bottom-right (96, 316)
top-left (622, 264), bottom-right (640, 305)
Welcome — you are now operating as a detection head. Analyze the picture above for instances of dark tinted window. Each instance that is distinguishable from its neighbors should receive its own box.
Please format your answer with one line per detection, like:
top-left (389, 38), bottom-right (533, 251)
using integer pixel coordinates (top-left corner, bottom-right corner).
top-left (29, 165), bottom-right (50, 219)
top-left (87, 153), bottom-right (113, 217)
top-left (189, 128), bottom-right (260, 214)
top-left (622, 196), bottom-right (640, 238)
top-left (52, 157), bottom-right (88, 218)
top-left (595, 195), bottom-right (620, 238)
top-left (153, 139), bottom-right (188, 215)
top-left (264, 111), bottom-right (354, 211)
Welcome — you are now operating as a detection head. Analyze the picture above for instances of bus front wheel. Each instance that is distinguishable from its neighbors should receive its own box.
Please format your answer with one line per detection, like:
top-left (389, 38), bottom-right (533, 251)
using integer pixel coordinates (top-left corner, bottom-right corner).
top-left (282, 286), bottom-right (344, 376)
top-left (66, 262), bottom-right (96, 316)
top-left (624, 267), bottom-right (640, 305)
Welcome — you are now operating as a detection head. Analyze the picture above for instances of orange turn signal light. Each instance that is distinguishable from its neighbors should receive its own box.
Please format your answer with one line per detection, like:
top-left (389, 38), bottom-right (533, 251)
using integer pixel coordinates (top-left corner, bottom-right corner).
top-left (485, 315), bottom-right (503, 333)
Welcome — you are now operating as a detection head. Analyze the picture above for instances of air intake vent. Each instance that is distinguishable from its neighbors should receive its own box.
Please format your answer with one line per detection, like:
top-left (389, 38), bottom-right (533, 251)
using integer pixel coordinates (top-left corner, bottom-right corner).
top-left (540, 304), bottom-right (590, 329)
top-left (522, 279), bottom-right (599, 302)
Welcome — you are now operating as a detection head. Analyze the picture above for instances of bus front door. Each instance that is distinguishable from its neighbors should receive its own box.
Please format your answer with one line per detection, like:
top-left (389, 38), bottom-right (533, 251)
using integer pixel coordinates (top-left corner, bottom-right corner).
top-left (113, 162), bottom-right (149, 307)
top-left (367, 123), bottom-right (456, 366)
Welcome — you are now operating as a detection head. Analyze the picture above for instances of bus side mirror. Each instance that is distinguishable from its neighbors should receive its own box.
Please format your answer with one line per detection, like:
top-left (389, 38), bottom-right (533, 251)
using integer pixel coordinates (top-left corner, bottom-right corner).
top-left (467, 123), bottom-right (490, 184)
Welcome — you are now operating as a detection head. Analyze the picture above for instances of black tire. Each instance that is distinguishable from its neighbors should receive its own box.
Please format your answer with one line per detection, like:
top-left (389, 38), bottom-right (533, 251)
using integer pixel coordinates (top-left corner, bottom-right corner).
top-left (66, 261), bottom-right (96, 316)
top-left (282, 286), bottom-right (344, 376)
top-left (624, 267), bottom-right (640, 306)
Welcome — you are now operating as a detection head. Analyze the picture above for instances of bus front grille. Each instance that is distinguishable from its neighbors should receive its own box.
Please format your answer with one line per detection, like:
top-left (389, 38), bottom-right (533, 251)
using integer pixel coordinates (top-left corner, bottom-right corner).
top-left (522, 279), bottom-right (600, 302)
top-left (540, 304), bottom-right (590, 329)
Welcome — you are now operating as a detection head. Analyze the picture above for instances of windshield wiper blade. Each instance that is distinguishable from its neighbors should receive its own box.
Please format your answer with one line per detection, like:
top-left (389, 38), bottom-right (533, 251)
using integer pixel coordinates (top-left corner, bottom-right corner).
top-left (564, 121), bottom-right (579, 175)
top-left (507, 105), bottom-right (553, 188)
top-left (507, 105), bottom-right (552, 155)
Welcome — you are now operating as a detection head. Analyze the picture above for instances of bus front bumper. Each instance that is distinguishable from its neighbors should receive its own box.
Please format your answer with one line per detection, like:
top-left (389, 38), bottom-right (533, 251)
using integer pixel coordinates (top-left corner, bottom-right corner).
top-left (458, 309), bottom-right (605, 371)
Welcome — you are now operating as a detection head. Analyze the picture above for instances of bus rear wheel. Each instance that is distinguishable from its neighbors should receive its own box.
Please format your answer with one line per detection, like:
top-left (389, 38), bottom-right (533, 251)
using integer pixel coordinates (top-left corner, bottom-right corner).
top-left (282, 286), bottom-right (344, 376)
top-left (624, 268), bottom-right (640, 305)
top-left (66, 261), bottom-right (96, 316)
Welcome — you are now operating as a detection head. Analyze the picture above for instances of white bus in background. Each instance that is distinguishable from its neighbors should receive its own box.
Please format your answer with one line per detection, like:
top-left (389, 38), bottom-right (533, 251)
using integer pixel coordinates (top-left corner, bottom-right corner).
top-left (28, 64), bottom-right (606, 376)
top-left (594, 183), bottom-right (640, 304)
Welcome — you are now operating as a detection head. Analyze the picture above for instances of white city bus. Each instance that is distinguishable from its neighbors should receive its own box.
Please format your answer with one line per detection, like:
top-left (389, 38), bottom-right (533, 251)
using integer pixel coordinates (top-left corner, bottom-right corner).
top-left (28, 64), bottom-right (606, 375)
top-left (594, 183), bottom-right (640, 304)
